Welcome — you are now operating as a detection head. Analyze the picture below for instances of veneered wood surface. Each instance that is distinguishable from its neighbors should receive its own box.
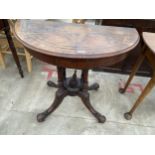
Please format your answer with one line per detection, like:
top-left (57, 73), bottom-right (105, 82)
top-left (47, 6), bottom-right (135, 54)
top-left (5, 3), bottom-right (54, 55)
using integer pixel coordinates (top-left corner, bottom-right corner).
top-left (14, 20), bottom-right (140, 69)
top-left (143, 32), bottom-right (155, 54)
top-left (14, 20), bottom-right (139, 58)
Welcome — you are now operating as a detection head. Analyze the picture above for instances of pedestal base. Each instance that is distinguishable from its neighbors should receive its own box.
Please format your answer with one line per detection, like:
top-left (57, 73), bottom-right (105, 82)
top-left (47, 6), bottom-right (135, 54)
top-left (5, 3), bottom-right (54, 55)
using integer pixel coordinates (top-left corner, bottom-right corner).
top-left (37, 68), bottom-right (106, 123)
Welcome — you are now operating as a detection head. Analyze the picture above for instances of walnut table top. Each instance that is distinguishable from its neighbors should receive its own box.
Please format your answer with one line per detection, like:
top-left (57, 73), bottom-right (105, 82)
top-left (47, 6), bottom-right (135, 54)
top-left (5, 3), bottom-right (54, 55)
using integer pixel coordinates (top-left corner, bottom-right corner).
top-left (14, 20), bottom-right (140, 69)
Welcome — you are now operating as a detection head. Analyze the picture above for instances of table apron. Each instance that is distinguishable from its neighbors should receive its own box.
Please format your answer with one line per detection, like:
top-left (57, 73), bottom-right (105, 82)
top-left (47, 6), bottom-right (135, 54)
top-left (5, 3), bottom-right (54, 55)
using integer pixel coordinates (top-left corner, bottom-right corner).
top-left (25, 47), bottom-right (129, 69)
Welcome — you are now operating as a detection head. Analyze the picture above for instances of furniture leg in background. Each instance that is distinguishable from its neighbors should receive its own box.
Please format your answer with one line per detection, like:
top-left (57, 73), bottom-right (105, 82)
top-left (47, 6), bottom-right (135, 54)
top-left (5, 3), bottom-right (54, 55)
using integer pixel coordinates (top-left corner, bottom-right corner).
top-left (0, 51), bottom-right (5, 68)
top-left (119, 32), bottom-right (155, 120)
top-left (24, 49), bottom-right (32, 73)
top-left (2, 19), bottom-right (24, 78)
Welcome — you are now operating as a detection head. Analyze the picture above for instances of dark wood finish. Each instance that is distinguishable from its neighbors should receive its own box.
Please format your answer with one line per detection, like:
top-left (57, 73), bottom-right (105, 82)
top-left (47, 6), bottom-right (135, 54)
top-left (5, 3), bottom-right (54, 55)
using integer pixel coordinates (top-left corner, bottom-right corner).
top-left (0, 20), bottom-right (3, 30)
top-left (95, 19), bottom-right (155, 77)
top-left (37, 68), bottom-right (106, 123)
top-left (101, 20), bottom-right (155, 33)
top-left (119, 32), bottom-right (155, 120)
top-left (0, 19), bottom-right (24, 78)
top-left (14, 20), bottom-right (140, 123)
top-left (14, 20), bottom-right (139, 68)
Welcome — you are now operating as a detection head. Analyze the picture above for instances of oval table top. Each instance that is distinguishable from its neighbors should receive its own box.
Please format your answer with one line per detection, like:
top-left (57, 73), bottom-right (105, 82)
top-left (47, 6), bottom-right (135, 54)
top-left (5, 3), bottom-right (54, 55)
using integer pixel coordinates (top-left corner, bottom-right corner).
top-left (14, 20), bottom-right (140, 69)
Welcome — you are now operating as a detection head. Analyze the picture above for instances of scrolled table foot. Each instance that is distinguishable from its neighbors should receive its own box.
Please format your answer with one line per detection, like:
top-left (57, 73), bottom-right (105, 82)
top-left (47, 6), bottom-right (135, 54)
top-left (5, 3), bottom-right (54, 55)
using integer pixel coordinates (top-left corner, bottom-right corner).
top-left (119, 88), bottom-right (125, 94)
top-left (78, 91), bottom-right (106, 123)
top-left (47, 81), bottom-right (58, 88)
top-left (124, 112), bottom-right (132, 120)
top-left (88, 83), bottom-right (100, 91)
top-left (37, 88), bottom-right (68, 122)
top-left (95, 113), bottom-right (106, 123)
top-left (37, 112), bottom-right (48, 122)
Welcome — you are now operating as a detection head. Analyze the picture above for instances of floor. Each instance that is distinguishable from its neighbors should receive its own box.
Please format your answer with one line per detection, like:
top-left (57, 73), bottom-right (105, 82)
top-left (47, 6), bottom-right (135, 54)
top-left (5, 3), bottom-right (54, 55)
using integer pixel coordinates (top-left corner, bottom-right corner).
top-left (0, 55), bottom-right (155, 135)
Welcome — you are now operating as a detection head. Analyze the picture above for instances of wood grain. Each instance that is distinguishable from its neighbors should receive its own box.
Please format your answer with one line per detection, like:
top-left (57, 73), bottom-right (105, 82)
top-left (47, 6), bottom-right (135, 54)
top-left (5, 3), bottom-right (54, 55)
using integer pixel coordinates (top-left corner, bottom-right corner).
top-left (14, 20), bottom-right (140, 69)
top-left (14, 20), bottom-right (140, 59)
